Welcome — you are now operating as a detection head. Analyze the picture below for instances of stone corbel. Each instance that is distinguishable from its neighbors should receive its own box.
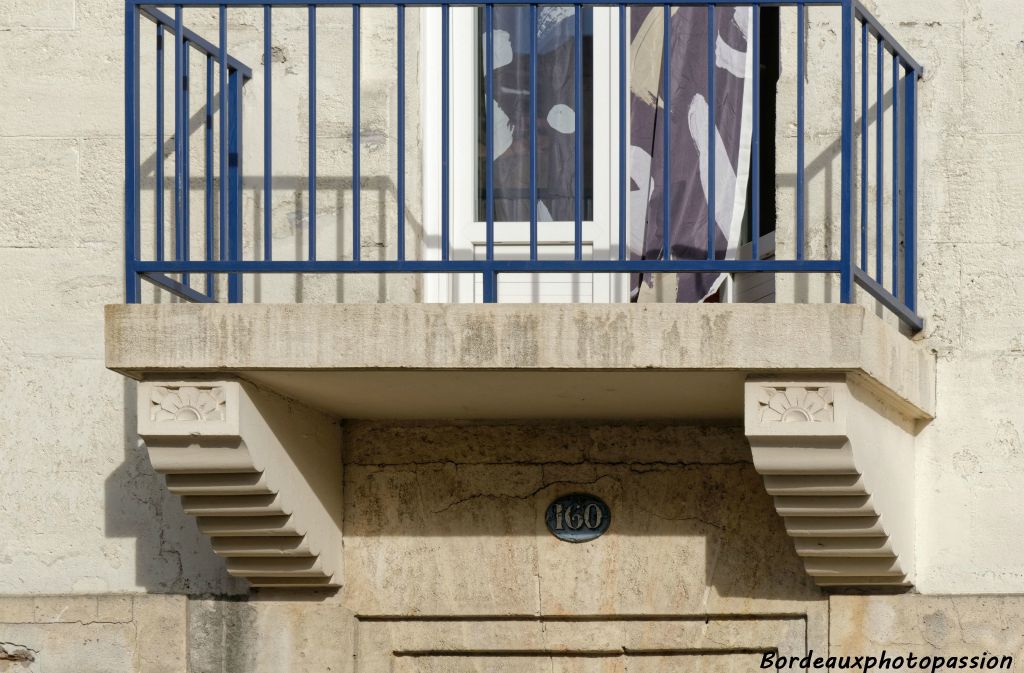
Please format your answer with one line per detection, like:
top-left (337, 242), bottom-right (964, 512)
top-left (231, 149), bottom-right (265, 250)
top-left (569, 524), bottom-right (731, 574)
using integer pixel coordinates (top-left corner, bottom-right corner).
top-left (744, 376), bottom-right (918, 588)
top-left (137, 380), bottom-right (343, 588)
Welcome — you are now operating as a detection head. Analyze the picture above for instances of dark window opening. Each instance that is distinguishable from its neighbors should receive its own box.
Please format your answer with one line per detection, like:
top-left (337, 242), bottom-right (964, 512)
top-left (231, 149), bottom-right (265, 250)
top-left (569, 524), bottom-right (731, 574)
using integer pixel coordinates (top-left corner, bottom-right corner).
top-left (742, 7), bottom-right (780, 247)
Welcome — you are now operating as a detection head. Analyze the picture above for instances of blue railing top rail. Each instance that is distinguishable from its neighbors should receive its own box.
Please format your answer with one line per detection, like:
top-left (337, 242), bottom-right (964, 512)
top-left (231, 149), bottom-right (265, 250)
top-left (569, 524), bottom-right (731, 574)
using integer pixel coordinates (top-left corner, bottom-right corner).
top-left (140, 6), bottom-right (254, 79)
top-left (135, 0), bottom-right (921, 76)
top-left (126, 0), bottom-right (925, 331)
top-left (852, 1), bottom-right (922, 76)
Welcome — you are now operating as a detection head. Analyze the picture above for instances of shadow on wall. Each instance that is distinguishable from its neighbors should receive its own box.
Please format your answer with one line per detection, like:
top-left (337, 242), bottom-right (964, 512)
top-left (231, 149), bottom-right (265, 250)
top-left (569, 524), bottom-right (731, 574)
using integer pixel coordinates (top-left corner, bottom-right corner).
top-left (777, 85), bottom-right (901, 319)
top-left (139, 102), bottom-right (425, 304)
top-left (103, 378), bottom-right (246, 594)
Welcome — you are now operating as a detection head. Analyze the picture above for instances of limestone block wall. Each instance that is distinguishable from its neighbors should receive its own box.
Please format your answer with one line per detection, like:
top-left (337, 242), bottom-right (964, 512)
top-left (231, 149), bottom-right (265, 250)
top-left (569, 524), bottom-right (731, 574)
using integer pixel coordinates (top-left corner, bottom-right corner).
top-left (337, 421), bottom-right (825, 618)
top-left (859, 0), bottom-right (1024, 594)
top-left (771, 1), bottom-right (1024, 592)
top-left (0, 0), bottom-right (417, 596)
top-left (5, 593), bottom-right (1022, 672)
top-left (3, 0), bottom-right (1024, 614)
top-left (0, 594), bottom-right (354, 673)
top-left (830, 595), bottom-right (1024, 668)
top-left (1, 421), bottom-right (833, 671)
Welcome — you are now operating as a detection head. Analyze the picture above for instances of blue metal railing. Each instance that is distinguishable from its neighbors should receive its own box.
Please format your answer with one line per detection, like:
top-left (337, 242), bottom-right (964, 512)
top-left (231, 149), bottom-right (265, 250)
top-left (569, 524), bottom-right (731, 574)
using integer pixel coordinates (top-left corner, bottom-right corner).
top-left (125, 0), bottom-right (924, 331)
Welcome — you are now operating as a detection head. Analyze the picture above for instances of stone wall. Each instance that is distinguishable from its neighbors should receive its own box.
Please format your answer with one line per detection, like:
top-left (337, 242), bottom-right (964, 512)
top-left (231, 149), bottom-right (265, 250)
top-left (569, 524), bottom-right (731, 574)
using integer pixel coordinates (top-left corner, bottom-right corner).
top-left (3, 0), bottom-right (1024, 620)
top-left (2, 420), bottom-right (834, 671)
top-left (0, 0), bottom-right (414, 596)
top-left (5, 592), bottom-right (1021, 672)
top-left (338, 421), bottom-right (824, 616)
top-left (772, 1), bottom-right (1024, 591)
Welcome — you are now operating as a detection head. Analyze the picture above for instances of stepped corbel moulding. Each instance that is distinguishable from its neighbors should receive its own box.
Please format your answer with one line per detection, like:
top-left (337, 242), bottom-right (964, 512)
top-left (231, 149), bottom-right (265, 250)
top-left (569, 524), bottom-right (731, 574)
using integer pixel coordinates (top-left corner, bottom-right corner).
top-left (137, 380), bottom-right (343, 588)
top-left (744, 376), bottom-right (919, 588)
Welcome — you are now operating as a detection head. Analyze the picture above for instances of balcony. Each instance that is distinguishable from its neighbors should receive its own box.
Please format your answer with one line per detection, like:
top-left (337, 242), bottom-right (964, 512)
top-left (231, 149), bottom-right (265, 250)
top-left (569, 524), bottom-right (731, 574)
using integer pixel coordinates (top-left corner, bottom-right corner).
top-left (112, 1), bottom-right (934, 590)
top-left (124, 0), bottom-right (923, 330)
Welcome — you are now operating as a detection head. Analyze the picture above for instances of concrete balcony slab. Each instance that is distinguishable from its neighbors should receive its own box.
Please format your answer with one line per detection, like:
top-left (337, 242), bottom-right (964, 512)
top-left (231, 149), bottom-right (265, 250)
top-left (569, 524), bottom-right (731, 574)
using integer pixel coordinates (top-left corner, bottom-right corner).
top-left (105, 303), bottom-right (934, 422)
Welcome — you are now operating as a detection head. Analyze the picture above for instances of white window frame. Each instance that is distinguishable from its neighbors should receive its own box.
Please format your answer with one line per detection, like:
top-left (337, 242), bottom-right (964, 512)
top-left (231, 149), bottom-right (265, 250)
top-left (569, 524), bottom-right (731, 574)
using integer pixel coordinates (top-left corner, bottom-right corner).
top-left (419, 6), bottom-right (627, 303)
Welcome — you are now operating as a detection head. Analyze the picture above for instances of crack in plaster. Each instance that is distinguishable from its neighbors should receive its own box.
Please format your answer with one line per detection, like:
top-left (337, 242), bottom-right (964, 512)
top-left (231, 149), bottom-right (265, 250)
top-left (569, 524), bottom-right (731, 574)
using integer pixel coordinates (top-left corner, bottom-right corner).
top-left (431, 475), bottom-right (620, 515)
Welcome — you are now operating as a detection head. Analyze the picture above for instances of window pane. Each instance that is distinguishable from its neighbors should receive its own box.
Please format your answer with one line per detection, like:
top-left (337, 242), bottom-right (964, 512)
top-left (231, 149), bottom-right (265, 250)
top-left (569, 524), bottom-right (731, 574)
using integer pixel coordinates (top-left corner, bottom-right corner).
top-left (476, 7), bottom-right (594, 223)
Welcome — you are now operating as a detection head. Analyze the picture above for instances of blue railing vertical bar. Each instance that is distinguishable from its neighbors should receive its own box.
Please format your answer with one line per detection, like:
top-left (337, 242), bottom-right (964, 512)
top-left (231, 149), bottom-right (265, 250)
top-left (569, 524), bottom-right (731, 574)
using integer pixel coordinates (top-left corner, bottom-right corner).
top-left (661, 3), bottom-right (670, 262)
top-left (482, 3), bottom-right (497, 301)
top-left (530, 2), bottom-right (539, 262)
top-left (218, 6), bottom-right (228, 267)
top-left (574, 3), bottom-right (584, 263)
top-left (397, 4), bottom-right (406, 261)
top-left (178, 12), bottom-right (192, 288)
top-left (352, 4), bottom-right (361, 262)
top-left (308, 5), bottom-right (317, 262)
top-left (796, 2), bottom-right (805, 261)
top-left (751, 4), bottom-right (760, 261)
top-left (205, 54), bottom-right (215, 296)
top-left (156, 24), bottom-right (166, 262)
top-left (440, 3), bottom-right (450, 262)
top-left (859, 21), bottom-right (867, 270)
top-left (183, 40), bottom-right (192, 286)
top-left (903, 71), bottom-right (917, 314)
top-left (875, 36), bottom-right (883, 284)
top-left (228, 65), bottom-right (243, 302)
top-left (124, 0), bottom-right (924, 331)
top-left (125, 2), bottom-right (141, 304)
top-left (174, 7), bottom-right (184, 276)
top-left (839, 0), bottom-right (855, 304)
top-left (617, 3), bottom-right (626, 262)
top-left (484, 4), bottom-right (495, 265)
top-left (264, 5), bottom-right (272, 262)
top-left (891, 54), bottom-right (900, 295)
top-left (706, 5), bottom-right (715, 261)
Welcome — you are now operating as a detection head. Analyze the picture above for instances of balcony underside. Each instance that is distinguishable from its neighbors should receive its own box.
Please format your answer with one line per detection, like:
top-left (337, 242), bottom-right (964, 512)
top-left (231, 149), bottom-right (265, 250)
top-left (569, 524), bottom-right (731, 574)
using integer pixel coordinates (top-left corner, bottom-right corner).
top-left (106, 302), bottom-right (933, 421)
top-left (106, 302), bottom-right (933, 589)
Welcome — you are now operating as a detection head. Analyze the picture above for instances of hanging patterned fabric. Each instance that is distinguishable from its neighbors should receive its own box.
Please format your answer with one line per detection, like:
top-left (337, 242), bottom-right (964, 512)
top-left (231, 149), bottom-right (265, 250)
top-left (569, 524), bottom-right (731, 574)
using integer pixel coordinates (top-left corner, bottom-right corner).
top-left (484, 7), bottom-right (589, 224)
top-left (480, 7), bottom-right (753, 301)
top-left (629, 6), bottom-right (754, 302)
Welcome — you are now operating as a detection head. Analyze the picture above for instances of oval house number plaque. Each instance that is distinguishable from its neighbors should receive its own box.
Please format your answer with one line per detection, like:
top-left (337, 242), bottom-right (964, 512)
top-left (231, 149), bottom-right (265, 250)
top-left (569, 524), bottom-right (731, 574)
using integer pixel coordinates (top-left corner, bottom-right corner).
top-left (545, 493), bottom-right (611, 543)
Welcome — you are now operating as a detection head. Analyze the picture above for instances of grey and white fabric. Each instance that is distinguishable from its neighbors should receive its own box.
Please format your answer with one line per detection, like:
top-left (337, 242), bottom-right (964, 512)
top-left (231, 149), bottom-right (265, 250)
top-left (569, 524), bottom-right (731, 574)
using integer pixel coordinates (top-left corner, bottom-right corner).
top-left (629, 7), bottom-right (754, 302)
top-left (483, 7), bottom-right (590, 223)
top-left (480, 7), bottom-right (754, 302)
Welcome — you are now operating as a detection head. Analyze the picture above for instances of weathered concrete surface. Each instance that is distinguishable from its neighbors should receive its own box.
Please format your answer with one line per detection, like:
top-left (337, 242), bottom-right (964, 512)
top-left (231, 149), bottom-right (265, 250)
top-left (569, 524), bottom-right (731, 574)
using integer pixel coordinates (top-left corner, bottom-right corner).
top-left (105, 303), bottom-right (936, 419)
top-left (831, 595), bottom-right (1024, 662)
top-left (10, 592), bottom-right (1024, 671)
top-left (186, 597), bottom-right (354, 673)
top-left (340, 421), bottom-right (828, 629)
top-left (0, 422), bottom-right (830, 671)
top-left (0, 594), bottom-right (352, 673)
top-left (357, 617), bottom-right (808, 672)
top-left (0, 595), bottom-right (186, 673)
top-left (0, 0), bottom-right (414, 597)
top-left (770, 1), bottom-right (1024, 593)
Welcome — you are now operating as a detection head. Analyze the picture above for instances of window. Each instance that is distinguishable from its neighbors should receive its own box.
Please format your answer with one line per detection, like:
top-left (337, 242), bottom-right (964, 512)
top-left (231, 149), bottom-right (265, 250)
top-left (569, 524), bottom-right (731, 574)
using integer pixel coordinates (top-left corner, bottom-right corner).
top-left (474, 8), bottom-right (596, 224)
top-left (420, 7), bottom-right (779, 304)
